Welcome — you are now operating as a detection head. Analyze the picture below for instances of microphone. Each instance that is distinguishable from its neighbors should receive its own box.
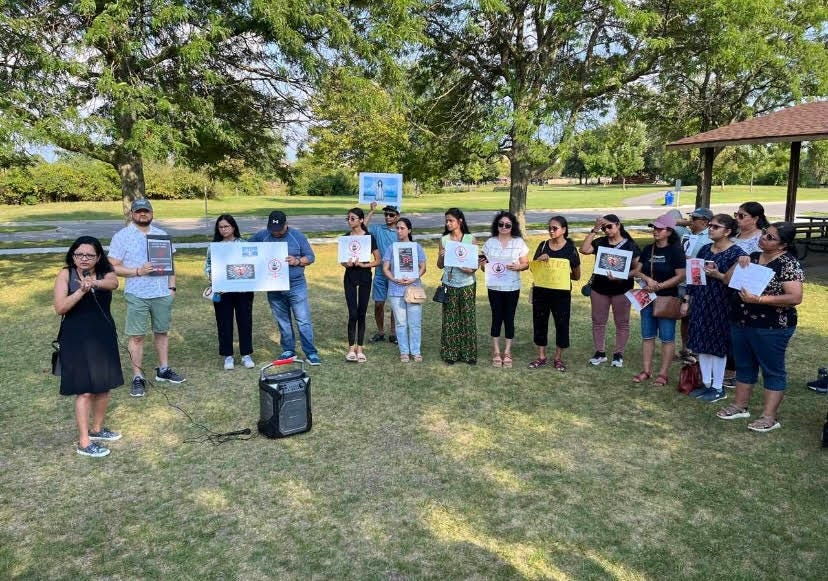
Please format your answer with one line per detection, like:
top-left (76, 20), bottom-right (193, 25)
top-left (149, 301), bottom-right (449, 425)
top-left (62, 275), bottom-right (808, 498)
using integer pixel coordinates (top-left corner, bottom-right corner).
top-left (82, 269), bottom-right (95, 293)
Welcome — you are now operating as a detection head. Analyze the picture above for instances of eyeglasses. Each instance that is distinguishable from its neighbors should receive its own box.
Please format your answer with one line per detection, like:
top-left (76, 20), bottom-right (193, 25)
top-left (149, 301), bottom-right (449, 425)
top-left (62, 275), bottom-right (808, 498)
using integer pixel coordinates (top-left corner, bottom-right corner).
top-left (734, 212), bottom-right (749, 219)
top-left (708, 224), bottom-right (724, 230)
top-left (498, 222), bottom-right (512, 229)
top-left (548, 226), bottom-right (561, 232)
top-left (73, 253), bottom-right (97, 260)
top-left (384, 212), bottom-right (398, 218)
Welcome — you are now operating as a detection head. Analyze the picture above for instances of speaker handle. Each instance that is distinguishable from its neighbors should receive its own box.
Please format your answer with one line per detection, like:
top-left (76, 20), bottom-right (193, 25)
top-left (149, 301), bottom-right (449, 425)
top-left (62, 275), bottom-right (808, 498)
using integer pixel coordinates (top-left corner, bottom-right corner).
top-left (260, 356), bottom-right (305, 379)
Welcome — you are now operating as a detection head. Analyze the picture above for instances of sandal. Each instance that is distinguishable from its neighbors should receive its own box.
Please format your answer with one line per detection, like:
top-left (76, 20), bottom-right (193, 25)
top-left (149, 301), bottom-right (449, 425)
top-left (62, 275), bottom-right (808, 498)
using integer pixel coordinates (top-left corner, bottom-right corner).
top-left (345, 350), bottom-right (357, 362)
top-left (652, 374), bottom-right (669, 387)
top-left (400, 354), bottom-right (410, 362)
top-left (502, 354), bottom-right (512, 368)
top-left (413, 355), bottom-right (423, 363)
top-left (553, 359), bottom-right (566, 372)
top-left (357, 352), bottom-right (367, 363)
top-left (492, 354), bottom-right (502, 368)
top-left (528, 357), bottom-right (548, 369)
top-left (747, 416), bottom-right (780, 432)
top-left (717, 404), bottom-right (750, 420)
top-left (632, 371), bottom-right (652, 383)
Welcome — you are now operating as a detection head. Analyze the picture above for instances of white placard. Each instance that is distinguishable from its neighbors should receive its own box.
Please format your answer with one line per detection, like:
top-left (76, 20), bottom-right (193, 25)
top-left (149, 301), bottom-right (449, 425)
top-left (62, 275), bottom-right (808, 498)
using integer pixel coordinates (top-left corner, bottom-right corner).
top-left (686, 258), bottom-right (707, 285)
top-left (210, 242), bottom-right (289, 292)
top-left (444, 240), bottom-right (478, 268)
top-left (338, 235), bottom-right (372, 263)
top-left (484, 247), bottom-right (519, 287)
top-left (358, 172), bottom-right (403, 210)
top-left (593, 246), bottom-right (633, 278)
top-left (729, 262), bottom-right (774, 296)
top-left (392, 242), bottom-right (419, 279)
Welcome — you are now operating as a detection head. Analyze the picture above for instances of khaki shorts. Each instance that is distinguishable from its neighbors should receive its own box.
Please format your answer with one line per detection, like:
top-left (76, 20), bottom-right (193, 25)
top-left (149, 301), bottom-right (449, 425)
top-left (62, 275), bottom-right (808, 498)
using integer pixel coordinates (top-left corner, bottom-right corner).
top-left (125, 293), bottom-right (174, 336)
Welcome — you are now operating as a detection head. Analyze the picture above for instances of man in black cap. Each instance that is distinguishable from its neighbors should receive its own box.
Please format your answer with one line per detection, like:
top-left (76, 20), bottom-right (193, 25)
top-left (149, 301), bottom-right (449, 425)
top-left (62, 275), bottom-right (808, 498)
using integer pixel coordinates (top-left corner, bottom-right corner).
top-left (249, 211), bottom-right (321, 364)
top-left (365, 202), bottom-right (401, 343)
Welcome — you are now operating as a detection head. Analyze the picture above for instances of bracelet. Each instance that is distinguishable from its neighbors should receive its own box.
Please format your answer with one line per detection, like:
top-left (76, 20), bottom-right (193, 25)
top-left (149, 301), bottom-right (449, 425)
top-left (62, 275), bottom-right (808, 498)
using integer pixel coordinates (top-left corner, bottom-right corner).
top-left (168, 287), bottom-right (176, 291)
top-left (135, 268), bottom-right (140, 277)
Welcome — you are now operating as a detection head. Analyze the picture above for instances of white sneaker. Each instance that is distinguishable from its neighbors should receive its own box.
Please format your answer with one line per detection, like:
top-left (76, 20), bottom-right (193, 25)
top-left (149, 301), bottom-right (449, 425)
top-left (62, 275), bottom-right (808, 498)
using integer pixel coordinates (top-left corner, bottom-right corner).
top-left (223, 356), bottom-right (234, 370)
top-left (241, 355), bottom-right (255, 368)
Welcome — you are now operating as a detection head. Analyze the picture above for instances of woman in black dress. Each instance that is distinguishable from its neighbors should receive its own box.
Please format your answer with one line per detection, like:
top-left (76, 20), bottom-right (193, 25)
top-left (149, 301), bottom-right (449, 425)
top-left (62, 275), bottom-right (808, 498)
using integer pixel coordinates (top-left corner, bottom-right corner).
top-left (53, 236), bottom-right (124, 458)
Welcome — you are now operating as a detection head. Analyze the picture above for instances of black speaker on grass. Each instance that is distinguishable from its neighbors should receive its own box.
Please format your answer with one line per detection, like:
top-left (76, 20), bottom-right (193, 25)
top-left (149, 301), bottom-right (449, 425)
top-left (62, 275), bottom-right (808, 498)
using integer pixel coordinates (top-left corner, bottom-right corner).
top-left (258, 359), bottom-right (312, 438)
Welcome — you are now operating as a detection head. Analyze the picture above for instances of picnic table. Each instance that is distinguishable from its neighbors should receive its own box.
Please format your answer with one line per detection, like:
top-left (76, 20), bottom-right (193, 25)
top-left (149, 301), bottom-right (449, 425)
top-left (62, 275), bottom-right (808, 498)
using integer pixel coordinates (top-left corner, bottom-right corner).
top-left (794, 216), bottom-right (828, 258)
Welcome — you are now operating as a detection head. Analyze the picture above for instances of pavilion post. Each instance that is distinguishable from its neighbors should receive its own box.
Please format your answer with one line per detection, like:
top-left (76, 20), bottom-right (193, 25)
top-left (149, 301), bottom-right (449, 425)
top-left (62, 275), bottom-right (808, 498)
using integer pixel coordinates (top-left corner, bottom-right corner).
top-left (785, 141), bottom-right (801, 222)
top-left (700, 147), bottom-right (714, 208)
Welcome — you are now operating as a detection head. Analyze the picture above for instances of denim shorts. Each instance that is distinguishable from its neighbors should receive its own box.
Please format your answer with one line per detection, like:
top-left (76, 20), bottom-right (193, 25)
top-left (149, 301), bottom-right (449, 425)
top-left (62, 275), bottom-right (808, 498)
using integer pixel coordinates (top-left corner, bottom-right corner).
top-left (371, 273), bottom-right (389, 302)
top-left (640, 304), bottom-right (677, 343)
top-left (731, 324), bottom-right (795, 391)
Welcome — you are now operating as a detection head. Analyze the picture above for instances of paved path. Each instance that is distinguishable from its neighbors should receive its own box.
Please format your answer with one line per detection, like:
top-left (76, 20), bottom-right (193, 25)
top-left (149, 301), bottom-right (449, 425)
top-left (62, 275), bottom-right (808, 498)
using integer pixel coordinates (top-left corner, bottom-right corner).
top-left (2, 200), bottom-right (827, 255)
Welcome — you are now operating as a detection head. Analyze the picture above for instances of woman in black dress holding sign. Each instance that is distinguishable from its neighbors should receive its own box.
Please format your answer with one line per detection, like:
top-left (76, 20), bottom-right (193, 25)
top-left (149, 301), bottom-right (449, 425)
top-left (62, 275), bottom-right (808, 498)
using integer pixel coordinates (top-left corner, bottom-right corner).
top-left (53, 236), bottom-right (123, 458)
top-left (341, 208), bottom-right (380, 362)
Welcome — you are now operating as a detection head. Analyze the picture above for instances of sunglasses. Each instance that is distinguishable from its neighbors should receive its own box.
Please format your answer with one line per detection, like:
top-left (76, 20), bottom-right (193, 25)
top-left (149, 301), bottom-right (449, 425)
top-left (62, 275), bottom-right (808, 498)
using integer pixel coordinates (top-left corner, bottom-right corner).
top-left (548, 225), bottom-right (561, 232)
top-left (346, 216), bottom-right (360, 221)
top-left (734, 212), bottom-right (749, 219)
top-left (762, 231), bottom-right (779, 241)
top-left (601, 224), bottom-right (615, 231)
top-left (73, 253), bottom-right (97, 260)
top-left (498, 222), bottom-right (513, 229)
top-left (708, 224), bottom-right (725, 230)
top-left (384, 212), bottom-right (398, 218)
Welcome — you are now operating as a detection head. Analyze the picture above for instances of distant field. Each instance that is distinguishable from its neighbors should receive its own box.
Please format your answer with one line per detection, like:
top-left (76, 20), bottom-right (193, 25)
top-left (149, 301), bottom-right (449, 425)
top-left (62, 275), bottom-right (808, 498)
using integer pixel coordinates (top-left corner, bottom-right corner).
top-left (1, 184), bottom-right (826, 222)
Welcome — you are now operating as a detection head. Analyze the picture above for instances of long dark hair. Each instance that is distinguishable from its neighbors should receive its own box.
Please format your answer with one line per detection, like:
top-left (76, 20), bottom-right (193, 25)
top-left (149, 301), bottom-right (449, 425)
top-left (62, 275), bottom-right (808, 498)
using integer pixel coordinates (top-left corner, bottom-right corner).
top-left (769, 221), bottom-right (799, 259)
top-left (348, 207), bottom-right (369, 234)
top-left (603, 214), bottom-right (633, 241)
top-left (398, 217), bottom-right (413, 241)
top-left (489, 210), bottom-right (522, 238)
top-left (213, 214), bottom-right (241, 242)
top-left (711, 213), bottom-right (737, 237)
top-left (64, 236), bottom-right (113, 273)
top-left (549, 215), bottom-right (571, 242)
top-left (740, 201), bottom-right (770, 229)
top-left (443, 207), bottom-right (470, 235)
top-left (666, 228), bottom-right (680, 246)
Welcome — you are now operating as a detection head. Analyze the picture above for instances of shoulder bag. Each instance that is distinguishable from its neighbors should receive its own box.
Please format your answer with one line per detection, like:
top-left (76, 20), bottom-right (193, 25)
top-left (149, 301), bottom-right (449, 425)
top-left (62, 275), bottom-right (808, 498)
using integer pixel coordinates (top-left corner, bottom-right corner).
top-left (650, 248), bottom-right (683, 319)
top-left (405, 285), bottom-right (426, 304)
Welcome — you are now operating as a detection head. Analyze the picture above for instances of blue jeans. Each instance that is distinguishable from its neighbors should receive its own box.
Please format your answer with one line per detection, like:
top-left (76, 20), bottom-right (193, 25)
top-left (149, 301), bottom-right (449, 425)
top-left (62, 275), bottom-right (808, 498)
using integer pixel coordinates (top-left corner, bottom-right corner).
top-left (388, 296), bottom-right (422, 356)
top-left (730, 324), bottom-right (795, 391)
top-left (267, 280), bottom-right (317, 356)
top-left (640, 304), bottom-right (677, 343)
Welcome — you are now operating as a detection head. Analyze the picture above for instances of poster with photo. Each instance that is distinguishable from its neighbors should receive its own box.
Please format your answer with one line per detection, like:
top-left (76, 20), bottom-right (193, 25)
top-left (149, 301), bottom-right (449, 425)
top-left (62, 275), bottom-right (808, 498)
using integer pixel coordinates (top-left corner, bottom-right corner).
top-left (625, 288), bottom-right (656, 312)
top-left (359, 172), bottom-right (403, 210)
top-left (593, 246), bottom-right (633, 279)
top-left (210, 242), bottom-right (289, 292)
top-left (338, 235), bottom-right (372, 263)
top-left (392, 242), bottom-right (419, 279)
top-left (686, 258), bottom-right (707, 285)
top-left (146, 235), bottom-right (174, 276)
top-left (443, 240), bottom-right (478, 268)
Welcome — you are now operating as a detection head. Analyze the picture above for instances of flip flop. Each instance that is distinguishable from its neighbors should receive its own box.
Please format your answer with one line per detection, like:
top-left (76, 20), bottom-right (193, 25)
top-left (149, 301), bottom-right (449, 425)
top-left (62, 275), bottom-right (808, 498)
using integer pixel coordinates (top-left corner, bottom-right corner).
top-left (345, 351), bottom-right (357, 362)
top-left (357, 352), bottom-right (367, 363)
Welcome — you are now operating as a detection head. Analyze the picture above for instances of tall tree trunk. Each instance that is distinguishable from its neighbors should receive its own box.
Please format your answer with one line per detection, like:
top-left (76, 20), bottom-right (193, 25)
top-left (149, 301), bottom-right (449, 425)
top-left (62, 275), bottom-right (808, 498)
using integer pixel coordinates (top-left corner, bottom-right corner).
top-left (508, 147), bottom-right (530, 229)
top-left (115, 150), bottom-right (146, 222)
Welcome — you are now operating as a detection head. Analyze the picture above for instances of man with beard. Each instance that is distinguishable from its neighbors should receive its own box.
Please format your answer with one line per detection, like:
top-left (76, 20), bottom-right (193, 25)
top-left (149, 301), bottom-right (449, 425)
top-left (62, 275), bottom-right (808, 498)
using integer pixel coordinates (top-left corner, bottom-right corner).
top-left (108, 199), bottom-right (185, 397)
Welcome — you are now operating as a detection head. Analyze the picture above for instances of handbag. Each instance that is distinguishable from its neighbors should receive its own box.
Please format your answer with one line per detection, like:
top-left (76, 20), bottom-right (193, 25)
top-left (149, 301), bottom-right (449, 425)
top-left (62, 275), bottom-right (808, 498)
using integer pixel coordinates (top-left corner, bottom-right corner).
top-left (581, 275), bottom-right (593, 297)
top-left (432, 284), bottom-right (449, 304)
top-left (649, 249), bottom-right (682, 319)
top-left (677, 361), bottom-right (703, 394)
top-left (404, 285), bottom-right (426, 304)
top-left (51, 316), bottom-right (64, 377)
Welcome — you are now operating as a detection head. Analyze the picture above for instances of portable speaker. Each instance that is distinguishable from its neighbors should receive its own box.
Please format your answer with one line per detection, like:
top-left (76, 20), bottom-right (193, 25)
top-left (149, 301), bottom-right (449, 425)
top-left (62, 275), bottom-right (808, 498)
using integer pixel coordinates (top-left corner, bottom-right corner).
top-left (258, 358), bottom-right (312, 438)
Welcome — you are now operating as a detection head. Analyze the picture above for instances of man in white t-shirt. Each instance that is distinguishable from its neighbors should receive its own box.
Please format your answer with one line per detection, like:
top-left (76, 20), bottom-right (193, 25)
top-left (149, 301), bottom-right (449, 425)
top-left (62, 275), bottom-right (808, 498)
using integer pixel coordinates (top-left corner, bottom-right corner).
top-left (108, 199), bottom-right (185, 397)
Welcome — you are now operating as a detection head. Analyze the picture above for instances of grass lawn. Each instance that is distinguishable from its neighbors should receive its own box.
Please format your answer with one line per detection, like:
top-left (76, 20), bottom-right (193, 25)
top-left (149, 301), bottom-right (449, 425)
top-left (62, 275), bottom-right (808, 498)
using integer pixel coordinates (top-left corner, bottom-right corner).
top-left (2, 184), bottom-right (827, 223)
top-left (2, 236), bottom-right (827, 578)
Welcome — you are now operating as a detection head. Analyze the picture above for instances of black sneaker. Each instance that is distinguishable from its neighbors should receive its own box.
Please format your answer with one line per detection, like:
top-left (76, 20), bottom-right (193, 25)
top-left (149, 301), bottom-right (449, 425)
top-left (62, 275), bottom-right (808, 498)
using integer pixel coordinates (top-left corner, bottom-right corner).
top-left (807, 378), bottom-right (828, 394)
top-left (155, 367), bottom-right (186, 384)
top-left (130, 376), bottom-right (146, 397)
top-left (589, 351), bottom-right (607, 365)
top-left (89, 427), bottom-right (122, 442)
top-left (77, 442), bottom-right (110, 457)
top-left (611, 353), bottom-right (624, 368)
top-left (389, 335), bottom-right (398, 345)
top-left (369, 333), bottom-right (386, 343)
top-left (723, 376), bottom-right (736, 389)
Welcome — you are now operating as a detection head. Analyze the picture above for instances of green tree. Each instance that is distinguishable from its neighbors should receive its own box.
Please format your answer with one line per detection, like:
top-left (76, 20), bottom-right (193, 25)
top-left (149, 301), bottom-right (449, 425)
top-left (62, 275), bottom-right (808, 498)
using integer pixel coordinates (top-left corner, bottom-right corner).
top-left (0, 1), bottom-right (415, 217)
top-left (413, 0), bottom-right (669, 223)
top-left (803, 141), bottom-right (828, 187)
top-left (622, 0), bottom-right (828, 205)
top-left (606, 120), bottom-right (648, 189)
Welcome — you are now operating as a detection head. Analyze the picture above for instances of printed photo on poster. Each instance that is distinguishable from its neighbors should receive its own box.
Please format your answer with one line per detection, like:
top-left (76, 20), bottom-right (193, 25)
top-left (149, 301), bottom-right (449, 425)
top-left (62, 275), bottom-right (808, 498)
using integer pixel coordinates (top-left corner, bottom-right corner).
top-left (625, 288), bottom-right (656, 312)
top-left (358, 172), bottom-right (403, 210)
top-left (146, 235), bottom-right (174, 276)
top-left (210, 242), bottom-right (289, 292)
top-left (686, 258), bottom-right (707, 285)
top-left (593, 246), bottom-right (632, 279)
top-left (338, 235), bottom-right (372, 263)
top-left (392, 242), bottom-right (419, 279)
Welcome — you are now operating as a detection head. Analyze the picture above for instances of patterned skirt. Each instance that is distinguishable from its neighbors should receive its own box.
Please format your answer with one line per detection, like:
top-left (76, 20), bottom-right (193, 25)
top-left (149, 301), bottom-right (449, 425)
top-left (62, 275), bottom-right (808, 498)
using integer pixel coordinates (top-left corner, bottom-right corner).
top-left (440, 283), bottom-right (478, 362)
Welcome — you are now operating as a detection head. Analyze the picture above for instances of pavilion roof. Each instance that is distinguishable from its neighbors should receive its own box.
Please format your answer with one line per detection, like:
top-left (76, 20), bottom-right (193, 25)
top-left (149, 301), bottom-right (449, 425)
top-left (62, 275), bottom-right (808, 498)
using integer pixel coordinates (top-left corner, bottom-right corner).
top-left (666, 101), bottom-right (828, 150)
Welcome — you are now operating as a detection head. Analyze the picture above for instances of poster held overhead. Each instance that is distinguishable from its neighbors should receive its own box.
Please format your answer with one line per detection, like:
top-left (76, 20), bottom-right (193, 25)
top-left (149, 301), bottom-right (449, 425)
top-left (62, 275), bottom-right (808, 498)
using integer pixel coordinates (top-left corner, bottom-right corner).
top-left (359, 172), bottom-right (403, 210)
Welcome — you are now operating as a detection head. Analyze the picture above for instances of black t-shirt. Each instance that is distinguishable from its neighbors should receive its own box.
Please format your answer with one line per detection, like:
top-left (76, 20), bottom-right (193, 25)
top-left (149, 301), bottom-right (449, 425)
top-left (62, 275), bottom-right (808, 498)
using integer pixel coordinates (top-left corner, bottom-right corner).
top-left (638, 243), bottom-right (686, 297)
top-left (343, 232), bottom-right (378, 284)
top-left (589, 237), bottom-right (641, 296)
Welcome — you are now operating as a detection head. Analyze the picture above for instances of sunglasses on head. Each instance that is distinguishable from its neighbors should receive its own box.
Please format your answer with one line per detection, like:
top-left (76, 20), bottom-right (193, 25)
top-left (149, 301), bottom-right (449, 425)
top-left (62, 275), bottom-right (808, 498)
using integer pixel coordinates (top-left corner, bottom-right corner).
top-left (498, 221), bottom-right (512, 229)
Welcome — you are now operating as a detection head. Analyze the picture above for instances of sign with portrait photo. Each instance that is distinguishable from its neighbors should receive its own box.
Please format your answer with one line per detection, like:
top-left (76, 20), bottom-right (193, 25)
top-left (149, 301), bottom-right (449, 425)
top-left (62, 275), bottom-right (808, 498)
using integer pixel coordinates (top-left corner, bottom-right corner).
top-left (338, 235), bottom-right (372, 263)
top-left (358, 172), bottom-right (403, 210)
top-left (391, 242), bottom-right (419, 279)
top-left (210, 242), bottom-right (289, 292)
top-left (593, 246), bottom-right (633, 279)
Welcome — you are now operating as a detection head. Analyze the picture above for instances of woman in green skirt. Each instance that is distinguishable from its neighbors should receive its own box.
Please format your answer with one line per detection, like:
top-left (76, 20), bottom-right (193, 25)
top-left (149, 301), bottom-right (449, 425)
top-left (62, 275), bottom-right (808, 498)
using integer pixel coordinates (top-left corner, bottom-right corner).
top-left (437, 208), bottom-right (478, 364)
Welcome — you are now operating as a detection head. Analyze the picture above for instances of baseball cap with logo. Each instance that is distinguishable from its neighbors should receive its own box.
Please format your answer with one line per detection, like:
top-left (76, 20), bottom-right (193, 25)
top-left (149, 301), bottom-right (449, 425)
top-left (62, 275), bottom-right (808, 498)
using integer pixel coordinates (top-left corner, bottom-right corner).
top-left (268, 210), bottom-right (287, 231)
top-left (131, 199), bottom-right (153, 212)
top-left (688, 207), bottom-right (714, 220)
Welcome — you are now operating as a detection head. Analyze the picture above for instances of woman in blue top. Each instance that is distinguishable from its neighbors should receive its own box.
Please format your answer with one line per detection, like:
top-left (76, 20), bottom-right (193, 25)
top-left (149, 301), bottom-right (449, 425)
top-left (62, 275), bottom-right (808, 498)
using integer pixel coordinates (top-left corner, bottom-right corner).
top-left (382, 218), bottom-right (427, 362)
top-left (437, 208), bottom-right (478, 365)
top-left (342, 208), bottom-right (380, 363)
top-left (204, 214), bottom-right (255, 370)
